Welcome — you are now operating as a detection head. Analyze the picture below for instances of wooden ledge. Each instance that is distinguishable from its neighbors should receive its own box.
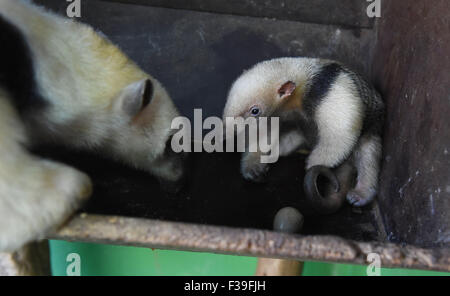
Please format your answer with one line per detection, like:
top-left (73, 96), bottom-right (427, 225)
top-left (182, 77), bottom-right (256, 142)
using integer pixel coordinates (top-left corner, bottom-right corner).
top-left (50, 213), bottom-right (450, 272)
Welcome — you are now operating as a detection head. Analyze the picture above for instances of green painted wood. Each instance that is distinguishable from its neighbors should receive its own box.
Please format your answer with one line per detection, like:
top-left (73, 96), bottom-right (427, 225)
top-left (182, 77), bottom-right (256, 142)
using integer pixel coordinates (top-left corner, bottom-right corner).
top-left (50, 240), bottom-right (450, 276)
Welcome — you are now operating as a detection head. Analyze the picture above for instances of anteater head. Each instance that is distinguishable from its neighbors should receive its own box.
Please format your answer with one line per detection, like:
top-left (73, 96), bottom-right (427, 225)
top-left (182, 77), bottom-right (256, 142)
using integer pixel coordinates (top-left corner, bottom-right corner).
top-left (111, 77), bottom-right (188, 192)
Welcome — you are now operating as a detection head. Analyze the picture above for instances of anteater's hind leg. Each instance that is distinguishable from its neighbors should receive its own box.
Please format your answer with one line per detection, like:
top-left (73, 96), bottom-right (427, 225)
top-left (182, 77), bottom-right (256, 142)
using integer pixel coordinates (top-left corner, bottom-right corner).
top-left (346, 134), bottom-right (382, 207)
top-left (0, 93), bottom-right (92, 251)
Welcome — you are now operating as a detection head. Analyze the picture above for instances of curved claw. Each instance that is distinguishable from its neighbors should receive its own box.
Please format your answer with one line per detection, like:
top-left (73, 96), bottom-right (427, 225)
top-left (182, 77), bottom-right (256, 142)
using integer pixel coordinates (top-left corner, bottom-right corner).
top-left (303, 165), bottom-right (343, 215)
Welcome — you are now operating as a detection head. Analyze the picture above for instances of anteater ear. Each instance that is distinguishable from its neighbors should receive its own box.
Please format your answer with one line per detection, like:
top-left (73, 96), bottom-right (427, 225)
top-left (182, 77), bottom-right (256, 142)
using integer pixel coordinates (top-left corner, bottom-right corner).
top-left (277, 81), bottom-right (296, 100)
top-left (114, 79), bottom-right (154, 117)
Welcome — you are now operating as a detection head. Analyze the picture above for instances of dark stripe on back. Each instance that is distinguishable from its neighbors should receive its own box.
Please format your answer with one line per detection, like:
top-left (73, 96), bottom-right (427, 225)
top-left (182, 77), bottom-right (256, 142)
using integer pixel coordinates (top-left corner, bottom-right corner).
top-left (0, 15), bottom-right (45, 115)
top-left (303, 62), bottom-right (343, 116)
top-left (142, 79), bottom-right (154, 107)
top-left (344, 70), bottom-right (385, 135)
top-left (299, 62), bottom-right (343, 147)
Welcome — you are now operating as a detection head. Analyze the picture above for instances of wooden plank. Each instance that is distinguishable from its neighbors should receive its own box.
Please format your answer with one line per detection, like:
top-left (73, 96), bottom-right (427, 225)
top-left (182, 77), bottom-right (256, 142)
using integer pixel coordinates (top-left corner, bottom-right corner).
top-left (372, 0), bottom-right (450, 248)
top-left (51, 214), bottom-right (450, 272)
top-left (102, 0), bottom-right (374, 28)
top-left (255, 258), bottom-right (303, 276)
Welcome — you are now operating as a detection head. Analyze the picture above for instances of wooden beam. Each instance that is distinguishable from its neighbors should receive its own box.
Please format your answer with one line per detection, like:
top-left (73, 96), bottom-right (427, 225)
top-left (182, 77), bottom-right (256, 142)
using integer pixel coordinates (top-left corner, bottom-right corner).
top-left (255, 258), bottom-right (303, 276)
top-left (50, 214), bottom-right (450, 272)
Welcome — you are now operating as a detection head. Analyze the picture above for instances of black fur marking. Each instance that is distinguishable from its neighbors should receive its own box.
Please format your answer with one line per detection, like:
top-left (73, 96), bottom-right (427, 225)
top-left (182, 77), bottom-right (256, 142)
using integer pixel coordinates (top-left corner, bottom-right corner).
top-left (300, 63), bottom-right (343, 146)
top-left (142, 79), bottom-right (154, 108)
top-left (0, 15), bottom-right (46, 115)
top-left (303, 63), bottom-right (343, 116)
top-left (344, 70), bottom-right (385, 135)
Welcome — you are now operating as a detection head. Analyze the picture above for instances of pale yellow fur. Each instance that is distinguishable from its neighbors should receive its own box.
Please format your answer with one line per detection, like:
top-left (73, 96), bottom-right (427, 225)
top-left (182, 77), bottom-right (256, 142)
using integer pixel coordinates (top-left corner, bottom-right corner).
top-left (1, 0), bottom-right (146, 106)
top-left (0, 0), bottom-right (184, 251)
top-left (0, 91), bottom-right (92, 251)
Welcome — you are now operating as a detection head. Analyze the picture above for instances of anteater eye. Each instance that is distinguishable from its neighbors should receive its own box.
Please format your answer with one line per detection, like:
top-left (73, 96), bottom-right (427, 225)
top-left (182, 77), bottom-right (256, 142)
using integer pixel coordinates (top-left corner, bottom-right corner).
top-left (250, 106), bottom-right (260, 116)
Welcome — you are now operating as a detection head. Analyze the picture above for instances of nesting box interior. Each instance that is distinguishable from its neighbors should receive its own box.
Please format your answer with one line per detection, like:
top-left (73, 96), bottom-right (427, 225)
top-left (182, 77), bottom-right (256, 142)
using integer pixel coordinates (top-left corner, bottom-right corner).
top-left (34, 0), bottom-right (449, 270)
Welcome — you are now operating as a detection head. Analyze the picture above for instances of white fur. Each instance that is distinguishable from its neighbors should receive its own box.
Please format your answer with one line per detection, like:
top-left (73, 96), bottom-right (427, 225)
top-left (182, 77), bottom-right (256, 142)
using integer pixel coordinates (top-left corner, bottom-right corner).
top-left (224, 57), bottom-right (321, 120)
top-left (224, 57), bottom-right (381, 207)
top-left (306, 72), bottom-right (364, 169)
top-left (347, 135), bottom-right (381, 206)
top-left (0, 93), bottom-right (92, 251)
top-left (223, 58), bottom-right (321, 182)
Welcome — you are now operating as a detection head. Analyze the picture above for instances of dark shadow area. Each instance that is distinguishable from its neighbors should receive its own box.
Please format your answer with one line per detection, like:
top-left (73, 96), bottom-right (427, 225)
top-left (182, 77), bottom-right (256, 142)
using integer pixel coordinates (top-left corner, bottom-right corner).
top-left (34, 146), bottom-right (383, 243)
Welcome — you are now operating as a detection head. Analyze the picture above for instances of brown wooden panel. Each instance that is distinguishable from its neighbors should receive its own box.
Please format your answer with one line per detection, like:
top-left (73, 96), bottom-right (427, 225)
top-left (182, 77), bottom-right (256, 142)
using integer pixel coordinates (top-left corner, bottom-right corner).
top-left (372, 0), bottom-right (450, 248)
top-left (103, 0), bottom-right (374, 28)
